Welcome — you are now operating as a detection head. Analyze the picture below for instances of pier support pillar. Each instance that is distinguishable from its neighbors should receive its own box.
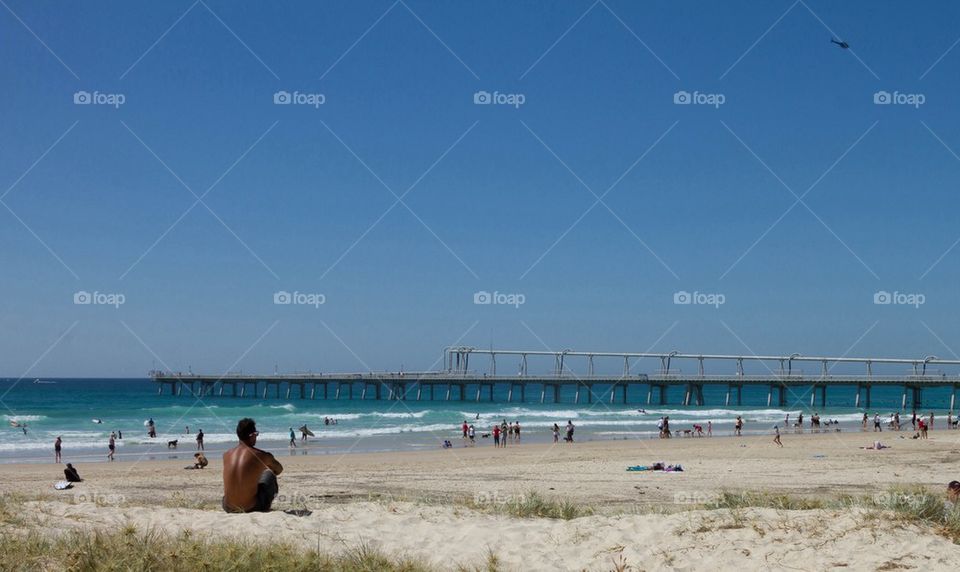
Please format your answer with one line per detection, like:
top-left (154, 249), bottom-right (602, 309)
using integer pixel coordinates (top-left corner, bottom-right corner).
top-left (951, 386), bottom-right (956, 412)
top-left (855, 385), bottom-right (860, 408)
top-left (416, 384), bottom-right (422, 401)
top-left (901, 387), bottom-right (907, 410)
top-left (508, 385), bottom-right (514, 402)
top-left (865, 385), bottom-right (871, 409)
top-left (445, 384), bottom-right (451, 401)
top-left (521, 384), bottom-right (525, 403)
top-left (587, 385), bottom-right (593, 404)
top-left (540, 385), bottom-right (546, 404)
top-left (574, 384), bottom-right (580, 404)
top-left (361, 383), bottom-right (368, 400)
top-left (767, 385), bottom-right (772, 407)
top-left (820, 386), bottom-right (827, 408)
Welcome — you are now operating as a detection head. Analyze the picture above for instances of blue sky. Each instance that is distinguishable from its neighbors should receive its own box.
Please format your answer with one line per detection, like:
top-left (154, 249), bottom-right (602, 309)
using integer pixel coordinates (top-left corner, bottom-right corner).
top-left (2, 1), bottom-right (960, 377)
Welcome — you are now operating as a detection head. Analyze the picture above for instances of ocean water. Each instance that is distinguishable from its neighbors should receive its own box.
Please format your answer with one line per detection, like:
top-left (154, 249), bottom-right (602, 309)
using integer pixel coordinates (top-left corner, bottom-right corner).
top-left (1, 378), bottom-right (955, 464)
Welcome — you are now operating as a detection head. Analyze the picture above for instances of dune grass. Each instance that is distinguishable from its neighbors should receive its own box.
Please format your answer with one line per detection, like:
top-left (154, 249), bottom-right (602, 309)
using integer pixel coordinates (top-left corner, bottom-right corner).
top-left (0, 528), bottom-right (433, 572)
top-left (705, 487), bottom-right (960, 542)
top-left (463, 490), bottom-right (594, 520)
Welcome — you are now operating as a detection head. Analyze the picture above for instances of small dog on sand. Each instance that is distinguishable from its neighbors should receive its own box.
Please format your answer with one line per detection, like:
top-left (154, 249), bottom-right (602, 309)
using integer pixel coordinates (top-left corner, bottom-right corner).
top-left (167, 439), bottom-right (178, 448)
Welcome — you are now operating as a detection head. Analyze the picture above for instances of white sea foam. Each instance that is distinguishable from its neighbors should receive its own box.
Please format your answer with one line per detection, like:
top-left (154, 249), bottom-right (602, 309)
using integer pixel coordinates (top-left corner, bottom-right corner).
top-left (3, 414), bottom-right (47, 422)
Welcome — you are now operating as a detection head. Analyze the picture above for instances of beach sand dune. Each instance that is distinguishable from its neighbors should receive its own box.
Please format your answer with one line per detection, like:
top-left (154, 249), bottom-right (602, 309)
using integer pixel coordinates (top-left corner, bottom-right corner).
top-left (18, 500), bottom-right (960, 571)
top-left (4, 431), bottom-right (960, 570)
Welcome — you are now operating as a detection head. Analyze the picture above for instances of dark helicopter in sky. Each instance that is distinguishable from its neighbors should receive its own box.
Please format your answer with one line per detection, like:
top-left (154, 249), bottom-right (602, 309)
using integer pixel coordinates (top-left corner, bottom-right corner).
top-left (830, 38), bottom-right (850, 49)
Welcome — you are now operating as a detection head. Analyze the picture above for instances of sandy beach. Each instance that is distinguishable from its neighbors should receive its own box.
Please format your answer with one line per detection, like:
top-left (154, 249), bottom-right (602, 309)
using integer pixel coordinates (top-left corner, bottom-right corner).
top-left (5, 430), bottom-right (960, 570)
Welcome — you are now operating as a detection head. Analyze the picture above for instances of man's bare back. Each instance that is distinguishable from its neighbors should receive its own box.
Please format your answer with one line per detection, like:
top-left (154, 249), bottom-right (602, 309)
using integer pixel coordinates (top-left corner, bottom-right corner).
top-left (222, 419), bottom-right (283, 513)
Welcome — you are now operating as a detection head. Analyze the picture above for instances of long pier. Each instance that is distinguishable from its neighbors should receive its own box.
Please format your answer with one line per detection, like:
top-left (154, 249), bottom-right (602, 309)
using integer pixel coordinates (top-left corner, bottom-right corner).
top-left (150, 347), bottom-right (960, 410)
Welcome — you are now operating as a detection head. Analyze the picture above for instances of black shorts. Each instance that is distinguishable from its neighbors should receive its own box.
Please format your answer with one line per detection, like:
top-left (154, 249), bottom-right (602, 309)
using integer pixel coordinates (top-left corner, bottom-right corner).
top-left (223, 470), bottom-right (278, 513)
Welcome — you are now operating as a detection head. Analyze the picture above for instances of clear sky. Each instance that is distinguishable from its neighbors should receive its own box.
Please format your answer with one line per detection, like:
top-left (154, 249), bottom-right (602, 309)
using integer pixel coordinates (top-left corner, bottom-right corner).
top-left (2, 1), bottom-right (960, 377)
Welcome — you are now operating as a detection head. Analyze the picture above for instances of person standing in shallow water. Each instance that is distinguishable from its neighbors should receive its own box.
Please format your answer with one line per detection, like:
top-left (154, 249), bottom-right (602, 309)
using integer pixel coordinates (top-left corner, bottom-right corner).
top-left (196, 428), bottom-right (204, 451)
top-left (288, 427), bottom-right (297, 448)
top-left (223, 418), bottom-right (283, 513)
top-left (54, 436), bottom-right (62, 463)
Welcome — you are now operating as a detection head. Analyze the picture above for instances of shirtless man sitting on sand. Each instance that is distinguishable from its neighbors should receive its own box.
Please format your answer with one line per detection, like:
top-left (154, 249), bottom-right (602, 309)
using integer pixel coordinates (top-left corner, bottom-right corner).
top-left (222, 418), bottom-right (283, 513)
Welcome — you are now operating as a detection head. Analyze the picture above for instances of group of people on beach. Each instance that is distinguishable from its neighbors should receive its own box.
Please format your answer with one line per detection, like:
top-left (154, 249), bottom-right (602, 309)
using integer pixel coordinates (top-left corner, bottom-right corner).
top-left (457, 419), bottom-right (576, 446)
top-left (862, 411), bottom-right (951, 438)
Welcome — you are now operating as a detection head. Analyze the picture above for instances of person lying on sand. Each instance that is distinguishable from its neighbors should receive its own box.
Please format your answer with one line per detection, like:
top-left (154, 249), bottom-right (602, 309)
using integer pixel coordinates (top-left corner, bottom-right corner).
top-left (222, 418), bottom-right (283, 513)
top-left (860, 441), bottom-right (889, 450)
top-left (64, 463), bottom-right (82, 482)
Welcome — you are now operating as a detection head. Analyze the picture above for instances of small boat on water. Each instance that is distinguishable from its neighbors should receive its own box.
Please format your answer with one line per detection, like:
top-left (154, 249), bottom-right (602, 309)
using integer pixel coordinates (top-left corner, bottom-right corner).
top-left (33, 379), bottom-right (56, 384)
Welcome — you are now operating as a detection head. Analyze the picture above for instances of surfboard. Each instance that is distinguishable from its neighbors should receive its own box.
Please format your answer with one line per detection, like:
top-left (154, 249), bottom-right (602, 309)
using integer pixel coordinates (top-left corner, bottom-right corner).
top-left (299, 425), bottom-right (315, 437)
top-left (54, 481), bottom-right (72, 490)
top-left (92, 418), bottom-right (102, 424)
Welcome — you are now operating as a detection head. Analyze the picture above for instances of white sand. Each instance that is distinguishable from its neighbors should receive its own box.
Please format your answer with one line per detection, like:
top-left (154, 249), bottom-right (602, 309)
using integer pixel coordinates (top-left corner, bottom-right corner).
top-left (5, 431), bottom-right (960, 570)
top-left (22, 500), bottom-right (960, 571)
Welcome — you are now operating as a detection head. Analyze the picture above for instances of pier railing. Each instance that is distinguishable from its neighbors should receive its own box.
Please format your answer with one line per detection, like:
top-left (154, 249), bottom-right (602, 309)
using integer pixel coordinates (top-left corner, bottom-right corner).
top-left (150, 348), bottom-right (960, 409)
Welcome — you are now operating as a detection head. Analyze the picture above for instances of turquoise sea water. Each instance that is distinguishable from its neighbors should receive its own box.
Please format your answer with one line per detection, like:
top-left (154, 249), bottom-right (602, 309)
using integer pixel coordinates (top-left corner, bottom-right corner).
top-left (1, 378), bottom-right (955, 464)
